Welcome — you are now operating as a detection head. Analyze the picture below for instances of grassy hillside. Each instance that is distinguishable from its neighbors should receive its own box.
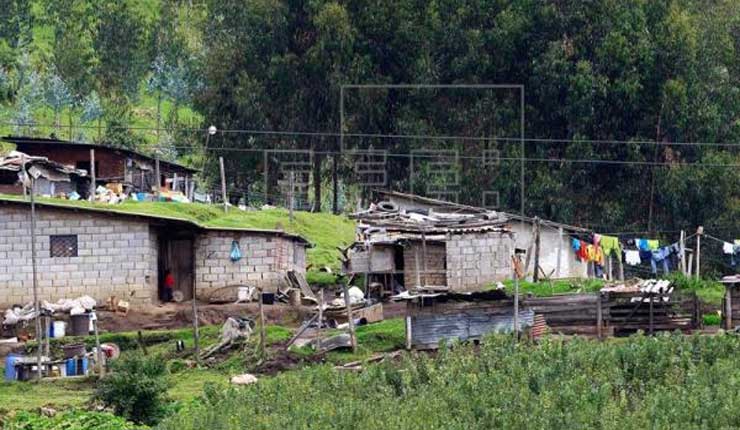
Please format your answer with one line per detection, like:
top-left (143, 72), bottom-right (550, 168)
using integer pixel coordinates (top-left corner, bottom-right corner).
top-left (0, 194), bottom-right (355, 269)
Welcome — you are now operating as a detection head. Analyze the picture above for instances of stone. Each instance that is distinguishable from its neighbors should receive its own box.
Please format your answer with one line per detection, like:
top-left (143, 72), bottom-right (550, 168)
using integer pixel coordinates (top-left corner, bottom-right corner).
top-left (230, 373), bottom-right (259, 385)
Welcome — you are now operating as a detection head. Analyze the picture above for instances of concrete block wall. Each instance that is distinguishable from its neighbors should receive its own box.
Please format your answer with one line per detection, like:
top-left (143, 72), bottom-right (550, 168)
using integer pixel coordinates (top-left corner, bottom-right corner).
top-left (194, 231), bottom-right (306, 297)
top-left (446, 232), bottom-right (511, 291)
top-left (0, 206), bottom-right (157, 307)
top-left (403, 242), bottom-right (447, 287)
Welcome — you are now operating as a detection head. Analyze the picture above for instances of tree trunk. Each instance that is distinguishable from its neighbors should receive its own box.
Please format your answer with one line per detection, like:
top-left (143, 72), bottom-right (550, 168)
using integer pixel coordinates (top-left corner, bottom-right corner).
top-left (332, 153), bottom-right (339, 213)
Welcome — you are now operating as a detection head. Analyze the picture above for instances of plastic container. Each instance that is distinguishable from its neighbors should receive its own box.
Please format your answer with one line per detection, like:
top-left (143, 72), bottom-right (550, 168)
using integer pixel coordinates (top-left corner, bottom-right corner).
top-left (65, 359), bottom-right (76, 376)
top-left (70, 314), bottom-right (90, 336)
top-left (4, 354), bottom-right (20, 381)
top-left (52, 321), bottom-right (66, 338)
top-left (78, 357), bottom-right (89, 376)
top-left (237, 287), bottom-right (251, 302)
top-left (261, 292), bottom-right (275, 305)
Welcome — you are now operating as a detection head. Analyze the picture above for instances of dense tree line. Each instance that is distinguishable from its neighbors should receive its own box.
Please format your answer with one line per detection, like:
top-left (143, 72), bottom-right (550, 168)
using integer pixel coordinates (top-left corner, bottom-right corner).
top-left (0, 1), bottom-right (738, 266)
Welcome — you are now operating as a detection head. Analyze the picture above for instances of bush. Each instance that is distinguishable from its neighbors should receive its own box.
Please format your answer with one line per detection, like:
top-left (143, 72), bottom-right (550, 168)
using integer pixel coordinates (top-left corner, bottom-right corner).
top-left (94, 354), bottom-right (170, 425)
top-left (2, 410), bottom-right (149, 430)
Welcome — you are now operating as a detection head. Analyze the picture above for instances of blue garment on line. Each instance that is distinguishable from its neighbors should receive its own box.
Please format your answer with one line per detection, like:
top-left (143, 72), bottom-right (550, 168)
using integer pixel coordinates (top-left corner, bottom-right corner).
top-left (650, 247), bottom-right (672, 274)
top-left (571, 238), bottom-right (581, 251)
top-left (637, 239), bottom-right (649, 251)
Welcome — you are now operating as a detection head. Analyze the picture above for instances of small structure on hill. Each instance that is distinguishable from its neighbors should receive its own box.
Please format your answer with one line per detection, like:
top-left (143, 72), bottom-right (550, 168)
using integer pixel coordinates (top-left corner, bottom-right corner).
top-left (0, 151), bottom-right (88, 196)
top-left (2, 136), bottom-right (198, 197)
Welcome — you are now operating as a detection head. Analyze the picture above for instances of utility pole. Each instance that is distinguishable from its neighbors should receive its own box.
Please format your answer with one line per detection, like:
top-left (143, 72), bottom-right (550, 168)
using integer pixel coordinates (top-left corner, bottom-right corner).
top-left (289, 171), bottom-right (295, 223)
top-left (155, 158), bottom-right (161, 196)
top-left (532, 217), bottom-right (541, 282)
top-left (695, 226), bottom-right (703, 279)
top-left (89, 149), bottom-right (96, 201)
top-left (26, 158), bottom-right (42, 379)
top-left (219, 156), bottom-right (228, 213)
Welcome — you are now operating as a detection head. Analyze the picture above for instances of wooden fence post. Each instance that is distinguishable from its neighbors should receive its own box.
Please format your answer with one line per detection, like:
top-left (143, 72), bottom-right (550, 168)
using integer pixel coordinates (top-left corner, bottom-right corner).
top-left (725, 286), bottom-right (732, 331)
top-left (532, 217), bottom-right (541, 282)
top-left (596, 293), bottom-right (603, 340)
top-left (695, 226), bottom-right (703, 279)
top-left (89, 149), bottom-right (96, 200)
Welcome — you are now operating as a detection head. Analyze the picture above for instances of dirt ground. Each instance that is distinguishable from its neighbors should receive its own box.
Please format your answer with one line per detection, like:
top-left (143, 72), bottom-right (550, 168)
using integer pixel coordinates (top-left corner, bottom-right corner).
top-left (96, 300), bottom-right (406, 334)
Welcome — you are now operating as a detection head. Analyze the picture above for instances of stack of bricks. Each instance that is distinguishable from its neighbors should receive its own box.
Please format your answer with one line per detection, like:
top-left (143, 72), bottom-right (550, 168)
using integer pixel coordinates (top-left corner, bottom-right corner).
top-left (194, 231), bottom-right (307, 296)
top-left (0, 206), bottom-right (157, 306)
top-left (446, 232), bottom-right (511, 291)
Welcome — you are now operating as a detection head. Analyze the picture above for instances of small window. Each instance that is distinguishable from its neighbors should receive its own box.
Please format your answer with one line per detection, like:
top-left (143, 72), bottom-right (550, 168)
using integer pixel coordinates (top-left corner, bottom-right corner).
top-left (50, 235), bottom-right (78, 257)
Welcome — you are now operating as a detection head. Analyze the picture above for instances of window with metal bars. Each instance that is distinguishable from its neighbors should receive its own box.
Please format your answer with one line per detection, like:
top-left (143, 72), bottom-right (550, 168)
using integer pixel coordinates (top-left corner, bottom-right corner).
top-left (50, 235), bottom-right (78, 258)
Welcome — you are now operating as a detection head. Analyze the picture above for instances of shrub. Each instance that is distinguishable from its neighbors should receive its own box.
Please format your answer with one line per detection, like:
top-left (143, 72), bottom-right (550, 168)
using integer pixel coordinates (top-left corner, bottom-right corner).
top-left (3, 410), bottom-right (149, 429)
top-left (94, 353), bottom-right (170, 425)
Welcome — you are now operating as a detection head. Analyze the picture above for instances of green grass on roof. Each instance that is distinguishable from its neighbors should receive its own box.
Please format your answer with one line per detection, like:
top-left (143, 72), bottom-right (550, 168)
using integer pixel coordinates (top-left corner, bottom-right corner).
top-left (0, 194), bottom-right (355, 269)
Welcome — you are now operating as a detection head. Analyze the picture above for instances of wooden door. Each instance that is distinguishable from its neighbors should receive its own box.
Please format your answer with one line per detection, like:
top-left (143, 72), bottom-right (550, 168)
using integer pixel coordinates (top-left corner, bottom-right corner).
top-left (169, 239), bottom-right (194, 300)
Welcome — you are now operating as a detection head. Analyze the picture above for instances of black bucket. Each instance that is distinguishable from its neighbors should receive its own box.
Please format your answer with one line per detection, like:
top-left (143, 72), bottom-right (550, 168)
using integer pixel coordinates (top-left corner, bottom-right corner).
top-left (261, 292), bottom-right (275, 305)
top-left (70, 314), bottom-right (90, 336)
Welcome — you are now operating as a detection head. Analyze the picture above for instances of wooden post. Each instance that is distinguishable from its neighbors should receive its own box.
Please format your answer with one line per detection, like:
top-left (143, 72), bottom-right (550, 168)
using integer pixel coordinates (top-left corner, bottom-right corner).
top-left (192, 281), bottom-right (200, 364)
top-left (512, 236), bottom-right (520, 339)
top-left (28, 172), bottom-right (42, 380)
top-left (92, 314), bottom-right (104, 376)
top-left (555, 227), bottom-right (563, 278)
top-left (596, 293), bottom-right (603, 339)
top-left (649, 294), bottom-right (654, 335)
top-left (316, 287), bottom-right (324, 350)
top-left (523, 222), bottom-right (537, 278)
top-left (288, 171), bottom-right (295, 223)
top-left (695, 226), bottom-right (703, 279)
top-left (405, 315), bottom-right (412, 350)
top-left (607, 256), bottom-right (613, 281)
top-left (89, 149), bottom-right (96, 200)
top-left (421, 231), bottom-right (428, 287)
top-left (679, 230), bottom-right (686, 275)
top-left (413, 247), bottom-right (421, 289)
top-left (725, 286), bottom-right (732, 331)
top-left (532, 217), bottom-right (541, 282)
top-left (173, 173), bottom-right (178, 192)
top-left (155, 158), bottom-right (161, 196)
top-left (343, 284), bottom-right (357, 353)
top-left (258, 287), bottom-right (266, 357)
top-left (219, 156), bottom-right (228, 212)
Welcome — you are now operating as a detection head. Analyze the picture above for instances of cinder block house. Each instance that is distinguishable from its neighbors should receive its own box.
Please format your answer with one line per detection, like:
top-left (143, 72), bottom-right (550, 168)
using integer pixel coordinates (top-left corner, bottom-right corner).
top-left (0, 197), bottom-right (308, 307)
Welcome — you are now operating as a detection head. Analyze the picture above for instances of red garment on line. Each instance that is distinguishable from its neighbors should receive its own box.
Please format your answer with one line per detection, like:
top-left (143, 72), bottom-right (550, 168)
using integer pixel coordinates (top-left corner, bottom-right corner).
top-left (164, 274), bottom-right (175, 289)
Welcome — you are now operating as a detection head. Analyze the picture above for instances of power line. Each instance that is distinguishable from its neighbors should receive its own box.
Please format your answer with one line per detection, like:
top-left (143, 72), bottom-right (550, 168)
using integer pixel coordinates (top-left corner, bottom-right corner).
top-left (2, 121), bottom-right (739, 148)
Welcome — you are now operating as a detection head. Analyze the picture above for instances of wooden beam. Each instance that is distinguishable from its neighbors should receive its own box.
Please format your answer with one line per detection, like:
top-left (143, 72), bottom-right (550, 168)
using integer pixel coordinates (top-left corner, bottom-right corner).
top-left (219, 156), bottom-right (228, 212)
top-left (343, 284), bottom-right (357, 353)
top-left (89, 149), bottom-right (96, 200)
top-left (532, 217), bottom-right (541, 282)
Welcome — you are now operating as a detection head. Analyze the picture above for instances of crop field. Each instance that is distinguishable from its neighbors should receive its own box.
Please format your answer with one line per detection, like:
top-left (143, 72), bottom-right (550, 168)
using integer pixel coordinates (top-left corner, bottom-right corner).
top-left (157, 333), bottom-right (740, 430)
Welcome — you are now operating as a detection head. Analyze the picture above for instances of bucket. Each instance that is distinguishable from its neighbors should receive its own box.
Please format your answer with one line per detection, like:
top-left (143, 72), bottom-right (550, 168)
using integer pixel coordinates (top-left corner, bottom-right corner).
top-left (261, 292), bottom-right (275, 305)
top-left (65, 359), bottom-right (76, 376)
top-left (52, 321), bottom-right (66, 338)
top-left (237, 287), bottom-right (251, 302)
top-left (62, 343), bottom-right (86, 359)
top-left (4, 354), bottom-right (20, 381)
top-left (70, 314), bottom-right (89, 336)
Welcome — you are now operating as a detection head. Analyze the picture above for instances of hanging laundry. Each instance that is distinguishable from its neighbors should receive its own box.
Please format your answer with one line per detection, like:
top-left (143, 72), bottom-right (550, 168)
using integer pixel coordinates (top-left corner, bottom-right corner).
top-left (637, 238), bottom-right (659, 251)
top-left (571, 238), bottom-right (581, 252)
top-left (576, 240), bottom-right (589, 262)
top-left (647, 240), bottom-right (659, 250)
top-left (600, 235), bottom-right (622, 257)
top-left (593, 234), bottom-right (602, 246)
top-left (650, 246), bottom-right (672, 274)
top-left (723, 242), bottom-right (735, 254)
top-left (625, 250), bottom-right (641, 266)
top-left (639, 249), bottom-right (653, 264)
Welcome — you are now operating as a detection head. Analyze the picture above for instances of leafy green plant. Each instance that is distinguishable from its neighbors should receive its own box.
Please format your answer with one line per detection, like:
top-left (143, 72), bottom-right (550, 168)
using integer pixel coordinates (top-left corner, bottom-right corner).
top-left (94, 353), bottom-right (171, 425)
top-left (2, 410), bottom-right (148, 430)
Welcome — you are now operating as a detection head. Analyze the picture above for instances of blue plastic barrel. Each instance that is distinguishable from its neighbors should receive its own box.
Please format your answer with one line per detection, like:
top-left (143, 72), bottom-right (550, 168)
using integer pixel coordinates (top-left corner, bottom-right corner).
top-left (65, 359), bottom-right (76, 376)
top-left (78, 357), bottom-right (89, 376)
top-left (4, 354), bottom-right (20, 381)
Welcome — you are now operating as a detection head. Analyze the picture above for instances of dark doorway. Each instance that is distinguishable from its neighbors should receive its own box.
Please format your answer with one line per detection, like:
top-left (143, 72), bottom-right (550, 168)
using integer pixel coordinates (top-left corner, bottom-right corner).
top-left (158, 232), bottom-right (195, 302)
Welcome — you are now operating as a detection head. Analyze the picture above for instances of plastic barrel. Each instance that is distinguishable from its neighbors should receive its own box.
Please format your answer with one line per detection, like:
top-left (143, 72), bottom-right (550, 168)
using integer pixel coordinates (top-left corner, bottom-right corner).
top-left (4, 354), bottom-right (20, 381)
top-left (78, 357), bottom-right (89, 376)
top-left (53, 321), bottom-right (66, 338)
top-left (70, 314), bottom-right (89, 336)
top-left (65, 359), bottom-right (76, 376)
